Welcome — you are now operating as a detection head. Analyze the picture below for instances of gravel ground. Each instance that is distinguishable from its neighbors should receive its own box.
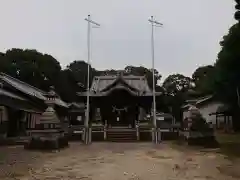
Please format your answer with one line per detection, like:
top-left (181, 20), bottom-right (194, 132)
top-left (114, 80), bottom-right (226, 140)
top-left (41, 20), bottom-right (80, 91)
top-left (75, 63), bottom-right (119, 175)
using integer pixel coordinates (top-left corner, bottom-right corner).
top-left (0, 142), bottom-right (240, 180)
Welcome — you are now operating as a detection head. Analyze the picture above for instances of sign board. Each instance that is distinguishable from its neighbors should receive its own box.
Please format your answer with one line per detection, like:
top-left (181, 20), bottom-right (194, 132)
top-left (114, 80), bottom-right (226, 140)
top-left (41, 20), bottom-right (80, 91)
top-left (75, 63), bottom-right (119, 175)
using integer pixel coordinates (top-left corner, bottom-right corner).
top-left (77, 116), bottom-right (82, 121)
top-left (157, 116), bottom-right (164, 121)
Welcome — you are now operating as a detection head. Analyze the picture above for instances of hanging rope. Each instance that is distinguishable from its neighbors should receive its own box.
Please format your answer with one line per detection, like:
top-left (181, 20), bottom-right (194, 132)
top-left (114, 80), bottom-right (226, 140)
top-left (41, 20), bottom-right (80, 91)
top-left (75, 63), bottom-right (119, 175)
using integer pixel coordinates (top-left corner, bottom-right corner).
top-left (112, 106), bottom-right (128, 112)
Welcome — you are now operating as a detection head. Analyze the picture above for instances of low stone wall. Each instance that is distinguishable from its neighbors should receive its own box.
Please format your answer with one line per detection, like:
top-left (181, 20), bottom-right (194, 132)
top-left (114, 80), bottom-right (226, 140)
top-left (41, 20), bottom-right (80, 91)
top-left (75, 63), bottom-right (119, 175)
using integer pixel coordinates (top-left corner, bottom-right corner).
top-left (92, 132), bottom-right (104, 141)
top-left (67, 126), bottom-right (84, 142)
top-left (68, 132), bottom-right (83, 141)
top-left (161, 132), bottom-right (179, 140)
top-left (187, 136), bottom-right (219, 148)
top-left (139, 131), bottom-right (152, 141)
top-left (179, 130), bottom-right (219, 148)
top-left (67, 127), bottom-right (180, 142)
top-left (0, 137), bottom-right (27, 146)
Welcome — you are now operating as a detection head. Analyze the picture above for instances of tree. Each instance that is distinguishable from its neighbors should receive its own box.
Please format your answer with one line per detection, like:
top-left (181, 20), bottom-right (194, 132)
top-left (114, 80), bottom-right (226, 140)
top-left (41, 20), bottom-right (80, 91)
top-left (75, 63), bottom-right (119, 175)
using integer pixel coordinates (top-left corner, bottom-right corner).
top-left (235, 0), bottom-right (240, 21)
top-left (55, 69), bottom-right (81, 102)
top-left (162, 74), bottom-right (193, 121)
top-left (66, 60), bottom-right (98, 88)
top-left (0, 48), bottom-right (164, 103)
top-left (2, 48), bottom-right (61, 91)
top-left (192, 65), bottom-right (215, 95)
top-left (0, 53), bottom-right (8, 73)
top-left (214, 23), bottom-right (240, 104)
top-left (214, 22), bottom-right (240, 130)
top-left (163, 74), bottom-right (192, 96)
top-left (124, 65), bottom-right (161, 88)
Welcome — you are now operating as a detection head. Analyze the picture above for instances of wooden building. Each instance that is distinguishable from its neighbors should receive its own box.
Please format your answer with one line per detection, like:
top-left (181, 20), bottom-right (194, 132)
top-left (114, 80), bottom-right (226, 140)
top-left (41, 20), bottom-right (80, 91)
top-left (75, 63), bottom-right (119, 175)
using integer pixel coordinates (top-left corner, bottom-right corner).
top-left (78, 74), bottom-right (161, 128)
top-left (0, 73), bottom-right (68, 138)
top-left (182, 95), bottom-right (233, 130)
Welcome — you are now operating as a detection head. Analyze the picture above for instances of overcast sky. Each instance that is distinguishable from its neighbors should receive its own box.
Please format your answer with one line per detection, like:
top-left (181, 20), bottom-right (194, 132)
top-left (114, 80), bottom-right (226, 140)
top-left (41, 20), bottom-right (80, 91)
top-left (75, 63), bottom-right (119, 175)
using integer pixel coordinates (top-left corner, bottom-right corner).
top-left (0, 0), bottom-right (236, 79)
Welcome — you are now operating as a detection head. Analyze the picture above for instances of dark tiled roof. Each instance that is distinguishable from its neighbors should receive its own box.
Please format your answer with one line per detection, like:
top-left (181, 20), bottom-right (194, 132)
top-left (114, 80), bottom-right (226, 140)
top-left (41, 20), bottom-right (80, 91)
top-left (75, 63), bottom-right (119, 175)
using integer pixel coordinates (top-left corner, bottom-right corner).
top-left (90, 75), bottom-right (152, 94)
top-left (0, 73), bottom-right (68, 108)
top-left (68, 102), bottom-right (85, 109)
top-left (183, 95), bottom-right (214, 109)
top-left (0, 73), bottom-right (46, 100)
top-left (0, 88), bottom-right (28, 101)
top-left (195, 95), bottom-right (213, 105)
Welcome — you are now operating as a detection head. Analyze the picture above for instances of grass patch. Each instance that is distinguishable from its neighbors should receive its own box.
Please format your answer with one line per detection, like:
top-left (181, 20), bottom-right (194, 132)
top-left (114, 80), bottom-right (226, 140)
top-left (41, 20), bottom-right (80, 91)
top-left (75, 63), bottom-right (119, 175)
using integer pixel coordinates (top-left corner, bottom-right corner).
top-left (215, 132), bottom-right (240, 158)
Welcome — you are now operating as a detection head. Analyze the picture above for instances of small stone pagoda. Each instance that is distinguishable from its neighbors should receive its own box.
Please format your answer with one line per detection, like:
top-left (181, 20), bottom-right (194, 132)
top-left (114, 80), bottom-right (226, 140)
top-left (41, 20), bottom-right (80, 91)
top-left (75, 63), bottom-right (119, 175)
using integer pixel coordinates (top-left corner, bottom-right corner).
top-left (25, 86), bottom-right (69, 150)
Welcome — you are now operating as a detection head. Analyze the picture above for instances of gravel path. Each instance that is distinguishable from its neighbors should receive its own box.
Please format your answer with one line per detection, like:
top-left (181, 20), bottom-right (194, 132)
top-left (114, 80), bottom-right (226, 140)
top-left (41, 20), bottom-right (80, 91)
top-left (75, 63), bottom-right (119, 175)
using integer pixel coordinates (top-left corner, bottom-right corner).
top-left (0, 143), bottom-right (240, 180)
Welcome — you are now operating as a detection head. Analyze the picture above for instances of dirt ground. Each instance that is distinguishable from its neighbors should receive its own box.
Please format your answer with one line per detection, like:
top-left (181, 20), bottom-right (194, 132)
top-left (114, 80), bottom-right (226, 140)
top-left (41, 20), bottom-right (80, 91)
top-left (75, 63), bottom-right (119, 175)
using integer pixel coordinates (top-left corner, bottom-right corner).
top-left (0, 142), bottom-right (240, 180)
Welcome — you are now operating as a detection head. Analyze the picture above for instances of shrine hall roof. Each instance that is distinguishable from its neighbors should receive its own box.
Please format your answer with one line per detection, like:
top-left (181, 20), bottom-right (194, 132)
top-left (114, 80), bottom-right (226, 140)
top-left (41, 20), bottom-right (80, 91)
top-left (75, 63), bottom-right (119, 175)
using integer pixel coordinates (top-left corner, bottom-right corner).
top-left (0, 88), bottom-right (28, 101)
top-left (0, 73), bottom-right (68, 108)
top-left (91, 75), bottom-right (152, 93)
top-left (75, 75), bottom-right (163, 97)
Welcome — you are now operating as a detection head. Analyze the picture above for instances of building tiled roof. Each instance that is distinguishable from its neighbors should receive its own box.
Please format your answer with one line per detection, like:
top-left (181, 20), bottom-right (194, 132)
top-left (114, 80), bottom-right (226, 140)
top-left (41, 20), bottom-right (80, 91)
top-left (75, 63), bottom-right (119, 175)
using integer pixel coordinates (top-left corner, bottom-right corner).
top-left (0, 73), bottom-right (68, 108)
top-left (183, 95), bottom-right (214, 109)
top-left (0, 88), bottom-right (28, 101)
top-left (90, 75), bottom-right (152, 95)
top-left (195, 95), bottom-right (213, 105)
top-left (1, 73), bottom-right (46, 100)
top-left (68, 102), bottom-right (85, 109)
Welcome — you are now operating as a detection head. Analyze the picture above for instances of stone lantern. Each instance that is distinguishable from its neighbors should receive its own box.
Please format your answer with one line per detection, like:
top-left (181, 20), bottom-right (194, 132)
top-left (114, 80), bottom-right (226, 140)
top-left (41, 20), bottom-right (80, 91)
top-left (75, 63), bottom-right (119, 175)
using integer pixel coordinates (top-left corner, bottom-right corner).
top-left (25, 86), bottom-right (69, 150)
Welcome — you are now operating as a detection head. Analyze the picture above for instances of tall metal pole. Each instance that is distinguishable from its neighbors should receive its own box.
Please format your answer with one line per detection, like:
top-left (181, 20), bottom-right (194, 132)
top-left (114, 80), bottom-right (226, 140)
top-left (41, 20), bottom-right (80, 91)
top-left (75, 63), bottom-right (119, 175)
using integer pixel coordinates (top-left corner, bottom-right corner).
top-left (151, 16), bottom-right (157, 143)
top-left (86, 15), bottom-right (91, 132)
top-left (148, 16), bottom-right (163, 144)
top-left (84, 15), bottom-right (100, 144)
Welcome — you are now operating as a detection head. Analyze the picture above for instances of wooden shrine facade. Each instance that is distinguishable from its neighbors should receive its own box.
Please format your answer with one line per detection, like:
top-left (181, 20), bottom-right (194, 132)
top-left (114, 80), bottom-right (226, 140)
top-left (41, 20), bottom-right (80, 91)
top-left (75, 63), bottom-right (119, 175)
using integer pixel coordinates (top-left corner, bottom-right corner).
top-left (78, 74), bottom-right (161, 128)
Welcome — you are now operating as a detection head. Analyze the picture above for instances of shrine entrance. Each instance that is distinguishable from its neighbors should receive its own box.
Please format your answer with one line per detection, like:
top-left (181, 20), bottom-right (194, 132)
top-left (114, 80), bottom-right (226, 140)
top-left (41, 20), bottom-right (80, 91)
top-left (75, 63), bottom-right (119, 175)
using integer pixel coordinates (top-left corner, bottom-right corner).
top-left (100, 88), bottom-right (138, 128)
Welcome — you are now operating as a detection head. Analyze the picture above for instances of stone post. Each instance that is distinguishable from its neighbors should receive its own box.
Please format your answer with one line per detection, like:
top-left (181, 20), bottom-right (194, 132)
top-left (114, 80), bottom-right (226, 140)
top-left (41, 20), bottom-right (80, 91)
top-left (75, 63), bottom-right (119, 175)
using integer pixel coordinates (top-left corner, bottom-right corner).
top-left (84, 108), bottom-right (89, 144)
top-left (104, 120), bottom-right (107, 140)
top-left (136, 123), bottom-right (139, 141)
top-left (88, 127), bottom-right (92, 144)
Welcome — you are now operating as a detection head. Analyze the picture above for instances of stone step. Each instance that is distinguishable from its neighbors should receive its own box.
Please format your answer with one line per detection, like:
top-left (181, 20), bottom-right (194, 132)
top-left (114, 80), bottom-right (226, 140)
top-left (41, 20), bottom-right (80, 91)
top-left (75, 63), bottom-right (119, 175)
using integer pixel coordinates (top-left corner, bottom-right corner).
top-left (106, 129), bottom-right (137, 142)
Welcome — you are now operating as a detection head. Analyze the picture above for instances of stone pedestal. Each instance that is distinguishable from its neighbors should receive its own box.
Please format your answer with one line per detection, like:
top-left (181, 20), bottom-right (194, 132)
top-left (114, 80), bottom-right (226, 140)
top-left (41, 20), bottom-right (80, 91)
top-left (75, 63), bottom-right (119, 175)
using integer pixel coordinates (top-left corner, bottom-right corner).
top-left (25, 129), bottom-right (68, 150)
top-left (181, 130), bottom-right (218, 147)
top-left (25, 86), bottom-right (69, 151)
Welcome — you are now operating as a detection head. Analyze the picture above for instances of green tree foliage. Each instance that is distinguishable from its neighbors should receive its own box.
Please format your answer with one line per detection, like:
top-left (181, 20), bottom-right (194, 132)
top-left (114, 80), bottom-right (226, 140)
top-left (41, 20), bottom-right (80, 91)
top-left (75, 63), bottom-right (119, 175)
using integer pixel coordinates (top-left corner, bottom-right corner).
top-left (124, 65), bottom-right (161, 89)
top-left (163, 74), bottom-right (192, 96)
top-left (162, 74), bottom-right (193, 121)
top-left (214, 23), bottom-right (240, 107)
top-left (235, 0), bottom-right (240, 21)
top-left (0, 48), bottom-right (61, 91)
top-left (0, 48), bottom-right (164, 104)
top-left (213, 23), bottom-right (240, 130)
top-left (66, 60), bottom-right (98, 87)
top-left (192, 65), bottom-right (215, 95)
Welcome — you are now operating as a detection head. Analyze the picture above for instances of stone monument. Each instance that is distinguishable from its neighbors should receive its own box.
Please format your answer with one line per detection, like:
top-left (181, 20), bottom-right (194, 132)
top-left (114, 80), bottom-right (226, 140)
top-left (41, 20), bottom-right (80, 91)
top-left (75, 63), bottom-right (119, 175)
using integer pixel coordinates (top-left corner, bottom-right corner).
top-left (25, 86), bottom-right (69, 150)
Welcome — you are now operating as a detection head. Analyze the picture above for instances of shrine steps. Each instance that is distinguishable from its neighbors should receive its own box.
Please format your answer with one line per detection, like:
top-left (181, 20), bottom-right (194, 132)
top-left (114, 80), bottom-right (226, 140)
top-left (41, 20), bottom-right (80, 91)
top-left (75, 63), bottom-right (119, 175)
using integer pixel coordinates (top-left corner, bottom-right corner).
top-left (106, 128), bottom-right (137, 142)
